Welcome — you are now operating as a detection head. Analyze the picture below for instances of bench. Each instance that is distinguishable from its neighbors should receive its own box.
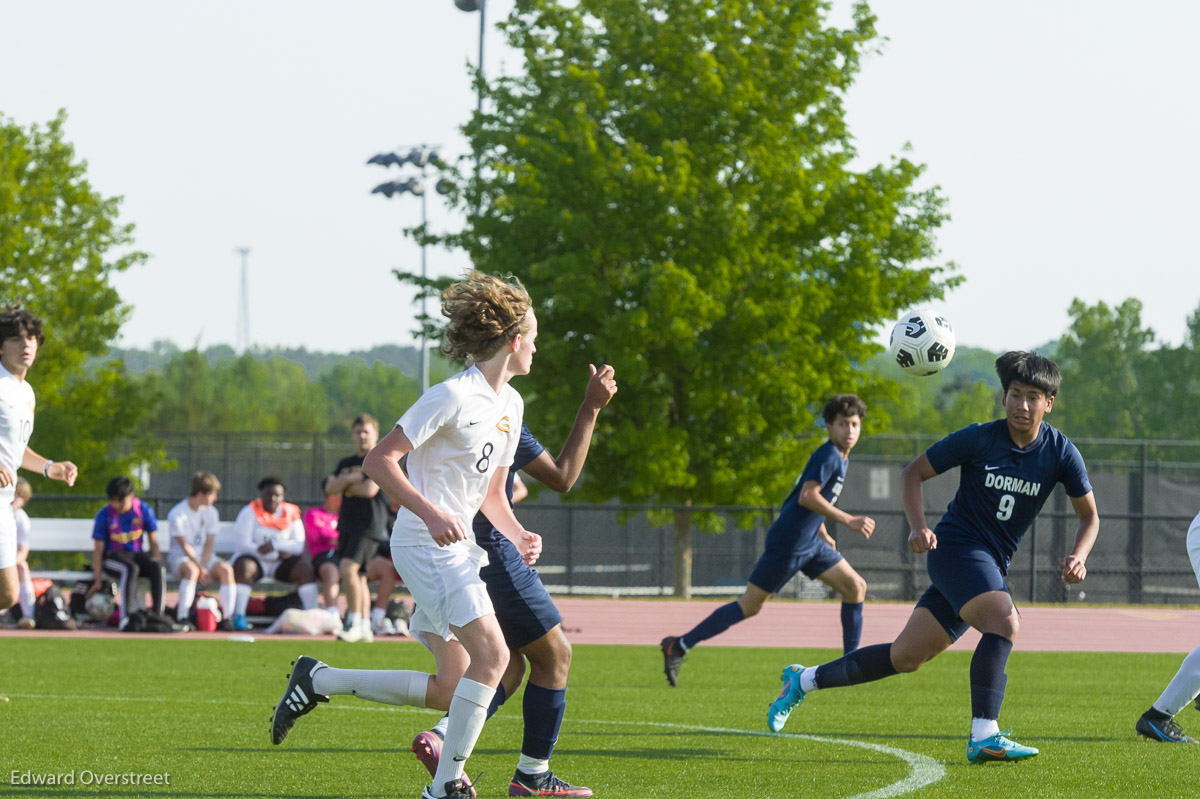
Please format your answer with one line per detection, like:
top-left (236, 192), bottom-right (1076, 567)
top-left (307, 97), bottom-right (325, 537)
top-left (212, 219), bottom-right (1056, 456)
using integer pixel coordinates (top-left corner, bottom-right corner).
top-left (26, 518), bottom-right (245, 584)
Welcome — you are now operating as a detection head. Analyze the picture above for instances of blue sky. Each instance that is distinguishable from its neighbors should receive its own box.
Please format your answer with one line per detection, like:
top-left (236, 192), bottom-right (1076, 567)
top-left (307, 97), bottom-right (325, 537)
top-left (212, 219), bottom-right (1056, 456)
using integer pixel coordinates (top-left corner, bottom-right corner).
top-left (2, 0), bottom-right (1197, 355)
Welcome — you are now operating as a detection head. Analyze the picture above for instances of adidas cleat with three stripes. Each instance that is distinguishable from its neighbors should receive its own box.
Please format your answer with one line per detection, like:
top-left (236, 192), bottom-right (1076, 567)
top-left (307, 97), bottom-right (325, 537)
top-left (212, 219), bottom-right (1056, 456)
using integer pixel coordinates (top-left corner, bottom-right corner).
top-left (270, 655), bottom-right (329, 745)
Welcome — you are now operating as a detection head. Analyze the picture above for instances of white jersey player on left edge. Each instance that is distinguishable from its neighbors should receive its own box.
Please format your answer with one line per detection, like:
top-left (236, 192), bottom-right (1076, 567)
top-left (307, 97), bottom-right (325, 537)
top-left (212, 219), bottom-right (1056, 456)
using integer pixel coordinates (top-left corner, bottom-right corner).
top-left (0, 305), bottom-right (78, 613)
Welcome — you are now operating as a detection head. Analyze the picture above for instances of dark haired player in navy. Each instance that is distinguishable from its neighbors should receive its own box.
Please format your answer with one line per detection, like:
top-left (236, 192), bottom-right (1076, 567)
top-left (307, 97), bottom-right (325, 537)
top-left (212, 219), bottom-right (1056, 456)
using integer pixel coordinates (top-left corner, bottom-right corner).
top-left (660, 394), bottom-right (876, 687)
top-left (766, 352), bottom-right (1099, 765)
top-left (411, 363), bottom-right (617, 798)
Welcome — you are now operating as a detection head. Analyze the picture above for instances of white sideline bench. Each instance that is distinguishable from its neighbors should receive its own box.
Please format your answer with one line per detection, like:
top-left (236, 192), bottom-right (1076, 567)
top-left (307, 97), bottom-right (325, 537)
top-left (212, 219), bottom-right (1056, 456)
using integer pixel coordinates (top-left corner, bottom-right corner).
top-left (26, 518), bottom-right (252, 584)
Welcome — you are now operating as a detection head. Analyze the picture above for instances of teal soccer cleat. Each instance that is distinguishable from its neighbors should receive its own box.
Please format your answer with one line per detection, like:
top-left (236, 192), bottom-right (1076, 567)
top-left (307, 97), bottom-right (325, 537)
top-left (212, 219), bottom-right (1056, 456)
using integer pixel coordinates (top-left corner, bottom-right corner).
top-left (966, 729), bottom-right (1039, 763)
top-left (767, 664), bottom-right (806, 732)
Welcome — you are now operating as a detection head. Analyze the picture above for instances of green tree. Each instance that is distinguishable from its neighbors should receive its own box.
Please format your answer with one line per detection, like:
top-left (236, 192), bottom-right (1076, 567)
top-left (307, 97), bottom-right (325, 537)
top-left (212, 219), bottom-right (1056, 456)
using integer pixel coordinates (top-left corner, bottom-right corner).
top-left (0, 110), bottom-right (162, 496)
top-left (1054, 298), bottom-right (1154, 439)
top-left (429, 1), bottom-right (958, 595)
top-left (319, 361), bottom-right (420, 431)
top-left (146, 353), bottom-right (329, 433)
top-left (1135, 302), bottom-right (1200, 443)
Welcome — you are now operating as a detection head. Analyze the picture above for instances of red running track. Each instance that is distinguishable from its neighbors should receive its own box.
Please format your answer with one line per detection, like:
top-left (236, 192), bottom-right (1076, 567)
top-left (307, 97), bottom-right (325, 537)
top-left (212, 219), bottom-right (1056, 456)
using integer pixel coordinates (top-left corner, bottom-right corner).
top-left (1, 599), bottom-right (1195, 651)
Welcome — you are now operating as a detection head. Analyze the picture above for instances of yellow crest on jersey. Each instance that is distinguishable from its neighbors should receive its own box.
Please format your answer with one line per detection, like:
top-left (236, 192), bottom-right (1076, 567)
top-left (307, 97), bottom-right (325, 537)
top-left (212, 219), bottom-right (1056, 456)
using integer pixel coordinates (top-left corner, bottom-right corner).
top-left (496, 416), bottom-right (512, 433)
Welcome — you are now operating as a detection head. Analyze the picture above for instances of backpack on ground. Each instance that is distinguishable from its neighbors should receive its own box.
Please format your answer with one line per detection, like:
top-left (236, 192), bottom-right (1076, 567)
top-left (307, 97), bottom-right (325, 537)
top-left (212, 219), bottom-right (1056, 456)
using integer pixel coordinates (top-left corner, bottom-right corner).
top-left (123, 609), bottom-right (184, 633)
top-left (34, 585), bottom-right (78, 630)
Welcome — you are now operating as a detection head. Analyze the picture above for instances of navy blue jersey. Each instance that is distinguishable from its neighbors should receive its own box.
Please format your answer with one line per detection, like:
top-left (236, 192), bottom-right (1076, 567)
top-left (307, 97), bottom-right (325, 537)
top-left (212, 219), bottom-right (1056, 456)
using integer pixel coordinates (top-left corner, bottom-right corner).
top-left (472, 423), bottom-right (546, 545)
top-left (926, 419), bottom-right (1091, 570)
top-left (764, 439), bottom-right (847, 550)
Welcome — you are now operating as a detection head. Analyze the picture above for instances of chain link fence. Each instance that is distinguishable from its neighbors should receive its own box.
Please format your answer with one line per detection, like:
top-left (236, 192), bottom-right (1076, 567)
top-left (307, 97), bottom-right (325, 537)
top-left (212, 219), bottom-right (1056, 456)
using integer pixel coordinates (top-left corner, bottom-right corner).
top-left (28, 433), bottom-right (1200, 605)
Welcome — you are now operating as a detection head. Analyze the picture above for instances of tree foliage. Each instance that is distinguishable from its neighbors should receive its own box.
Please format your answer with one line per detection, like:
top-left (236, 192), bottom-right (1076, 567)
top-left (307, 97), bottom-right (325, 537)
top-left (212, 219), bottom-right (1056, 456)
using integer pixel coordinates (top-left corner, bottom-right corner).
top-left (0, 110), bottom-right (162, 494)
top-left (1055, 297), bottom-right (1200, 445)
top-left (142, 350), bottom-right (422, 434)
top-left (425, 0), bottom-right (959, 594)
top-left (1054, 298), bottom-right (1154, 439)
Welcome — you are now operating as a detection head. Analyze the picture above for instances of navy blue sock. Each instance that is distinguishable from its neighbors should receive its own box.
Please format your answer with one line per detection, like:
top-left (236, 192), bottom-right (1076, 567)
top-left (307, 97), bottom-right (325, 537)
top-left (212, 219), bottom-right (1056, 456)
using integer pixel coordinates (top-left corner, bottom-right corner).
top-left (970, 632), bottom-right (1013, 720)
top-left (815, 643), bottom-right (897, 689)
top-left (484, 682), bottom-right (508, 720)
top-left (680, 601), bottom-right (745, 649)
top-left (840, 602), bottom-right (863, 654)
top-left (521, 683), bottom-right (566, 760)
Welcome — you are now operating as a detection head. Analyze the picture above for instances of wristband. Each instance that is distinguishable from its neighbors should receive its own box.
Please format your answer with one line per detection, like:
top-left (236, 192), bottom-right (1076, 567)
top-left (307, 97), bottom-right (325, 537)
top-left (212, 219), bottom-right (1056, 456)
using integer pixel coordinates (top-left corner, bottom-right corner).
top-left (42, 460), bottom-right (53, 477)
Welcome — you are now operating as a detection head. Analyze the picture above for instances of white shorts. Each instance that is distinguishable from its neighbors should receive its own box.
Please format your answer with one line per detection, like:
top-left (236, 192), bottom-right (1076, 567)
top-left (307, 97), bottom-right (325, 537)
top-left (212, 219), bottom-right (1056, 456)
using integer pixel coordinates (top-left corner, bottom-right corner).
top-left (1187, 511), bottom-right (1200, 587)
top-left (167, 553), bottom-right (224, 578)
top-left (0, 505), bottom-right (15, 570)
top-left (392, 539), bottom-right (492, 649)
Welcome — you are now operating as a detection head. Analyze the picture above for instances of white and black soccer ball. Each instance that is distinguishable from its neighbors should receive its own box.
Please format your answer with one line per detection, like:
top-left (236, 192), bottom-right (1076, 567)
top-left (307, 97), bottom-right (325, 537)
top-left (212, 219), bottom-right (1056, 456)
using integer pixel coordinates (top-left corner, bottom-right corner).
top-left (85, 591), bottom-right (115, 622)
top-left (888, 309), bottom-right (956, 376)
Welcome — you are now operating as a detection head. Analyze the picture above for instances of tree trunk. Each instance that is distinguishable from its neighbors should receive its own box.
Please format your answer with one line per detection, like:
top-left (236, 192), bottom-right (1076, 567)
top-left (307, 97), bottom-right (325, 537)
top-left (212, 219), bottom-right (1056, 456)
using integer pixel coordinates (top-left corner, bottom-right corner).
top-left (673, 502), bottom-right (693, 599)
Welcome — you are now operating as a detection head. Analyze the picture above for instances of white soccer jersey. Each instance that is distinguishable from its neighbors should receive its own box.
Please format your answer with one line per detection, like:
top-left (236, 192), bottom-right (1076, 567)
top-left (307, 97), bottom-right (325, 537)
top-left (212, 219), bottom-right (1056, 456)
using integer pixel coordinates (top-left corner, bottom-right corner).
top-left (0, 363), bottom-right (35, 505)
top-left (166, 499), bottom-right (221, 564)
top-left (392, 365), bottom-right (523, 548)
top-left (14, 507), bottom-right (30, 548)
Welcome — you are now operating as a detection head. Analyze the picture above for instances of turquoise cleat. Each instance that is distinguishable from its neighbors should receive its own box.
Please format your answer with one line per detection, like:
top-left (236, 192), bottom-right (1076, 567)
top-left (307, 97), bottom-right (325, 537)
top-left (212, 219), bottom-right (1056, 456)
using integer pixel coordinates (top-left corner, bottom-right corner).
top-left (767, 664), bottom-right (806, 732)
top-left (966, 729), bottom-right (1039, 763)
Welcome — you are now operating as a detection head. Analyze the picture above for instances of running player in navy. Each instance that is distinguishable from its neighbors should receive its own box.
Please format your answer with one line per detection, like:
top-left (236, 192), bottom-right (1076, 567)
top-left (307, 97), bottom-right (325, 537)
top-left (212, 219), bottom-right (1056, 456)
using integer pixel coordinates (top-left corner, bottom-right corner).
top-left (765, 352), bottom-right (1099, 765)
top-left (660, 394), bottom-right (876, 686)
top-left (412, 363), bottom-right (618, 798)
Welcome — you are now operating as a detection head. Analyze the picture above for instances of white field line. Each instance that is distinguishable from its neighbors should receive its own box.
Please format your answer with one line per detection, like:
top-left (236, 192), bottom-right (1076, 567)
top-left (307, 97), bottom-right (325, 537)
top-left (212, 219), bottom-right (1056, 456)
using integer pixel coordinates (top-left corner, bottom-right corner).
top-left (2, 692), bottom-right (945, 798)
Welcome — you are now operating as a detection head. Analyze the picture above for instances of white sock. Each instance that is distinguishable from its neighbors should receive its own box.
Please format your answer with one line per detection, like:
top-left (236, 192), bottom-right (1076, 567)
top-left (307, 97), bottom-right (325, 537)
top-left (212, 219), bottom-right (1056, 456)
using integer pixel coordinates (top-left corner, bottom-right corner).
top-left (311, 668), bottom-right (429, 707)
top-left (433, 678), bottom-right (494, 792)
top-left (219, 583), bottom-right (238, 619)
top-left (325, 605), bottom-right (340, 617)
top-left (371, 606), bottom-right (386, 624)
top-left (800, 666), bottom-right (820, 693)
top-left (177, 579), bottom-right (197, 620)
top-left (431, 715), bottom-right (450, 739)
top-left (18, 580), bottom-right (35, 618)
top-left (1153, 644), bottom-right (1200, 716)
top-left (516, 755), bottom-right (549, 775)
top-left (234, 584), bottom-right (251, 616)
top-left (971, 717), bottom-right (1000, 741)
top-left (298, 582), bottom-right (319, 610)
top-left (346, 612), bottom-right (361, 630)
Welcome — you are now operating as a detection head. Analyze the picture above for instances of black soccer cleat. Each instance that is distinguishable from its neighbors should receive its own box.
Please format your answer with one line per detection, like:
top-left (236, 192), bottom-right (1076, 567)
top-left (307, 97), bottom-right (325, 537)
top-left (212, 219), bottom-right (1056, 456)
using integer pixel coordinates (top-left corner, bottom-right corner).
top-left (660, 636), bottom-right (686, 687)
top-left (421, 777), bottom-right (476, 799)
top-left (508, 769), bottom-right (593, 797)
top-left (270, 655), bottom-right (329, 745)
top-left (1136, 709), bottom-right (1198, 743)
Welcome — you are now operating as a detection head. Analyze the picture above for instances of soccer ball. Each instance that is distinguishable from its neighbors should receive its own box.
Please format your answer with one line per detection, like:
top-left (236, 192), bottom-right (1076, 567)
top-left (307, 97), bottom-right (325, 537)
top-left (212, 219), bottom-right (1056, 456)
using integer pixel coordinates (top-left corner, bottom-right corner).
top-left (85, 591), bottom-right (115, 622)
top-left (888, 310), bottom-right (956, 376)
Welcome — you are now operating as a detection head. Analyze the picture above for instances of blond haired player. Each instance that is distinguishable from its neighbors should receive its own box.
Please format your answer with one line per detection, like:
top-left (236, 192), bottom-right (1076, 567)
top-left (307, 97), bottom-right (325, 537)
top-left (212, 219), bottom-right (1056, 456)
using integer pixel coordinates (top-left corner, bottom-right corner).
top-left (271, 271), bottom-right (541, 799)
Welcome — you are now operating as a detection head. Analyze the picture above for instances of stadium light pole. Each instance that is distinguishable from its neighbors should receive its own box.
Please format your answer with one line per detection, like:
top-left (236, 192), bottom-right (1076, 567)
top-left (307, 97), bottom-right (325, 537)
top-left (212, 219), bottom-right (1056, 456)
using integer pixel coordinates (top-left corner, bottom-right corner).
top-left (455, 0), bottom-right (485, 209)
top-left (369, 147), bottom-right (452, 395)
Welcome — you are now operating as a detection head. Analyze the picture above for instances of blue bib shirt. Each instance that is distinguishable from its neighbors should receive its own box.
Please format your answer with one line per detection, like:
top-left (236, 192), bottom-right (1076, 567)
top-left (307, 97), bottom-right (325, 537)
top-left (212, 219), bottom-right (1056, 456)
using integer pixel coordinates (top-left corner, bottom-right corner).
top-left (764, 439), bottom-right (847, 552)
top-left (925, 419), bottom-right (1091, 573)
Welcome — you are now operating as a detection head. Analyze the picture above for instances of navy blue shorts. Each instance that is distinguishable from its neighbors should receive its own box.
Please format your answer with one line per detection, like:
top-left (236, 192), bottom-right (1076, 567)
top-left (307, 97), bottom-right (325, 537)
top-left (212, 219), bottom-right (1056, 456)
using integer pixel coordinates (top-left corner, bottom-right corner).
top-left (478, 535), bottom-right (563, 650)
top-left (916, 541), bottom-right (1010, 642)
top-left (747, 537), bottom-right (844, 594)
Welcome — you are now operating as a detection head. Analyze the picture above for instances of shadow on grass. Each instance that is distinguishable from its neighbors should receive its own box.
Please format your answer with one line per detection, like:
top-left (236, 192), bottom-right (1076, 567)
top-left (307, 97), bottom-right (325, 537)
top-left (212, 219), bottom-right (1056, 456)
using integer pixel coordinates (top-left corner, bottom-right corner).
top-left (181, 746), bottom-right (400, 755)
top-left (5, 787), bottom-right (379, 791)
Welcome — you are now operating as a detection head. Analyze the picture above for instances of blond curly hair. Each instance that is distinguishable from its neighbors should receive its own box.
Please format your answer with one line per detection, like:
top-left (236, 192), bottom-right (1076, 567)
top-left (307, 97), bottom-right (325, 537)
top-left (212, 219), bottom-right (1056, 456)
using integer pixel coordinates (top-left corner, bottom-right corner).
top-left (441, 270), bottom-right (533, 363)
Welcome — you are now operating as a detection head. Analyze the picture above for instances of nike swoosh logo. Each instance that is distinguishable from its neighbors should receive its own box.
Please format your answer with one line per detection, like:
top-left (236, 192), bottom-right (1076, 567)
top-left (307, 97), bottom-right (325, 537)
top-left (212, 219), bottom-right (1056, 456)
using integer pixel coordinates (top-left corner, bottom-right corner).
top-left (984, 465), bottom-right (1001, 471)
top-left (468, 420), bottom-right (482, 426)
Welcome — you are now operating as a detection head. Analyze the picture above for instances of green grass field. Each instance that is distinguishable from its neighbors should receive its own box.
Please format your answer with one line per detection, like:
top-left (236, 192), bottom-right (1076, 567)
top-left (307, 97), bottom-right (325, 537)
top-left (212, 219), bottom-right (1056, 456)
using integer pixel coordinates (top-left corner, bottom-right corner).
top-left (1, 637), bottom-right (1196, 798)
